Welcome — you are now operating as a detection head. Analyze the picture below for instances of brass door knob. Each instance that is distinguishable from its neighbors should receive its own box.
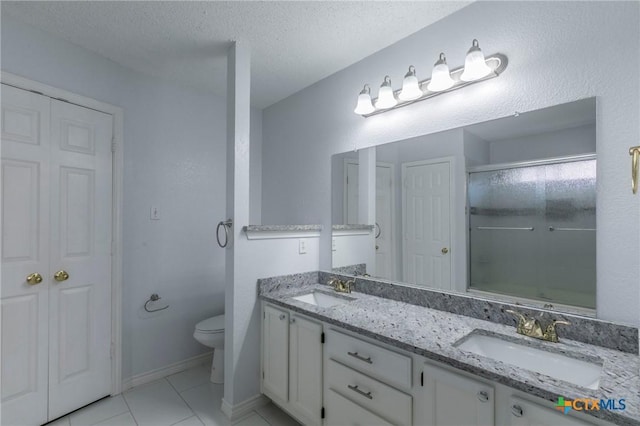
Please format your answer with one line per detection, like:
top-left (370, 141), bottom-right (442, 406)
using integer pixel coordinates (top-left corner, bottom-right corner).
top-left (54, 270), bottom-right (69, 282)
top-left (26, 273), bottom-right (43, 285)
top-left (441, 248), bottom-right (449, 254)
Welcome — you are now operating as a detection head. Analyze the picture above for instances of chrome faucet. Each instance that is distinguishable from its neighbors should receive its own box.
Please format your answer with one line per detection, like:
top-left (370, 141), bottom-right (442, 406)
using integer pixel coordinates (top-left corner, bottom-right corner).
top-left (328, 277), bottom-right (354, 294)
top-left (506, 309), bottom-right (570, 343)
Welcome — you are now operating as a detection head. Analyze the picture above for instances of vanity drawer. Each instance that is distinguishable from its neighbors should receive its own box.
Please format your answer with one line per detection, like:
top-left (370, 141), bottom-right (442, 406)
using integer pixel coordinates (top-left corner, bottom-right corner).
top-left (325, 389), bottom-right (392, 426)
top-left (325, 328), bottom-right (412, 389)
top-left (326, 359), bottom-right (412, 426)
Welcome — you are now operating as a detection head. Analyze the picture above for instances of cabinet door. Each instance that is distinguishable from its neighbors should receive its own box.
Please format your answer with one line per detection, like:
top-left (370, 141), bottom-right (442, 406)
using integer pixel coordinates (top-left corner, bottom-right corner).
top-left (262, 305), bottom-right (289, 402)
top-left (510, 397), bottom-right (594, 426)
top-left (422, 363), bottom-right (494, 426)
top-left (325, 389), bottom-right (392, 426)
top-left (289, 314), bottom-right (323, 425)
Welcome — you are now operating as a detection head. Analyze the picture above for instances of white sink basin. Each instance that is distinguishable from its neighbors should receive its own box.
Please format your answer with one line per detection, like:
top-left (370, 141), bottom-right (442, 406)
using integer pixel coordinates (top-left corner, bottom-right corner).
top-left (455, 332), bottom-right (602, 390)
top-left (292, 291), bottom-right (354, 308)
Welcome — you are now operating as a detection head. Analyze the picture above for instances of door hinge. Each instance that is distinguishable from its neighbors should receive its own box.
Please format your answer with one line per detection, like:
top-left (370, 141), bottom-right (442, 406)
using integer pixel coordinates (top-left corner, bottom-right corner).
top-left (110, 342), bottom-right (115, 360)
top-left (321, 332), bottom-right (325, 344)
top-left (263, 311), bottom-right (265, 319)
top-left (111, 138), bottom-right (117, 152)
top-left (321, 407), bottom-right (325, 419)
top-left (420, 371), bottom-right (424, 387)
top-left (262, 371), bottom-right (264, 379)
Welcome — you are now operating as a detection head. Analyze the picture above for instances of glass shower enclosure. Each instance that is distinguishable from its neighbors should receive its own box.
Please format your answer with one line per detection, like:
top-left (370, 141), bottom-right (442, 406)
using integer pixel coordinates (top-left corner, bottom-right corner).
top-left (468, 156), bottom-right (596, 309)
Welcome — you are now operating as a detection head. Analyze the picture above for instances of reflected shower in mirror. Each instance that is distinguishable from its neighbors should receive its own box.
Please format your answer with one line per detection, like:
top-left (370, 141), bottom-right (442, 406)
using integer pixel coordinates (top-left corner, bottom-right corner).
top-left (331, 98), bottom-right (597, 312)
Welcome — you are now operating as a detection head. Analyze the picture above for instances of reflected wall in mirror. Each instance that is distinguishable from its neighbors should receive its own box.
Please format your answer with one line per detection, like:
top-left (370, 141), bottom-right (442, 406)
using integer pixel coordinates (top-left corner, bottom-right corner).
top-left (331, 98), bottom-right (597, 313)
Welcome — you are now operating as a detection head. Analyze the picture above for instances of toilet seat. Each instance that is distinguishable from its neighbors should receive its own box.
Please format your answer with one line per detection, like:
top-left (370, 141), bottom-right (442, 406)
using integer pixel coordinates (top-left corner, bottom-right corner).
top-left (195, 314), bottom-right (224, 334)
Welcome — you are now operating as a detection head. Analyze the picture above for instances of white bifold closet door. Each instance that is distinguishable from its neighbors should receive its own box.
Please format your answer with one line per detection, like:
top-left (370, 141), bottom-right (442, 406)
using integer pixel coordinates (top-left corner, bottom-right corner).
top-left (1, 84), bottom-right (113, 425)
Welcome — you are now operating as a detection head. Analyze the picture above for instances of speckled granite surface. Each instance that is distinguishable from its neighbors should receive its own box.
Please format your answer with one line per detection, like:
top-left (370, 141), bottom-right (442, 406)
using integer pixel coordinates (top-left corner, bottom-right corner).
top-left (259, 281), bottom-right (640, 425)
top-left (331, 224), bottom-right (375, 231)
top-left (318, 271), bottom-right (639, 355)
top-left (243, 224), bottom-right (322, 232)
top-left (331, 263), bottom-right (366, 276)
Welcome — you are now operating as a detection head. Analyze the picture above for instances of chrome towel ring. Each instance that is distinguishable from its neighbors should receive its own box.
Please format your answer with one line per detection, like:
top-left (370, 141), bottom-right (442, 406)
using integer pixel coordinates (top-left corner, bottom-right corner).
top-left (216, 219), bottom-right (233, 248)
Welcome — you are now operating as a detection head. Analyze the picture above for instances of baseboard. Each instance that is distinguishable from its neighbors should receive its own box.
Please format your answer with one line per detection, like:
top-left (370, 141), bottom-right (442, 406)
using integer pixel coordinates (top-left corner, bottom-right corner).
top-left (121, 351), bottom-right (213, 391)
top-left (221, 394), bottom-right (270, 421)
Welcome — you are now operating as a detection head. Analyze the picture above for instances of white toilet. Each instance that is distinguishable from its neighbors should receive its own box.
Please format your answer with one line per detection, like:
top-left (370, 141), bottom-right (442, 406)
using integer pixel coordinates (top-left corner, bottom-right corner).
top-left (193, 314), bottom-right (225, 383)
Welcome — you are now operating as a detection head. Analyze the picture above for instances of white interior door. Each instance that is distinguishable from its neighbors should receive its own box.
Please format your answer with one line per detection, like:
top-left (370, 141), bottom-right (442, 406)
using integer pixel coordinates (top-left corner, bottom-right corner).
top-left (1, 84), bottom-right (51, 426)
top-left (402, 159), bottom-right (452, 289)
top-left (1, 85), bottom-right (113, 423)
top-left (48, 99), bottom-right (113, 419)
top-left (375, 163), bottom-right (394, 279)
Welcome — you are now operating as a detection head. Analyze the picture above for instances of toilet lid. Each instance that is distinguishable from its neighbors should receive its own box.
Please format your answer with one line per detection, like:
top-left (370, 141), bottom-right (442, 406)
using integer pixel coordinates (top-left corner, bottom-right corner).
top-left (196, 314), bottom-right (225, 332)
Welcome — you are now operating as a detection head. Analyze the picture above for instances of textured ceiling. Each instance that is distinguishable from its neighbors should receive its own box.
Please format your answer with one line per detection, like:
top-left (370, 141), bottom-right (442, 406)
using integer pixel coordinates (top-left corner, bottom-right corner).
top-left (2, 1), bottom-right (470, 108)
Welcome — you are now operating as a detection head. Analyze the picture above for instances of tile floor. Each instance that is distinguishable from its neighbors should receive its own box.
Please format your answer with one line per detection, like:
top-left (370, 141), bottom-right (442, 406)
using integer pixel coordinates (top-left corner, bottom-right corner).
top-left (47, 363), bottom-right (300, 426)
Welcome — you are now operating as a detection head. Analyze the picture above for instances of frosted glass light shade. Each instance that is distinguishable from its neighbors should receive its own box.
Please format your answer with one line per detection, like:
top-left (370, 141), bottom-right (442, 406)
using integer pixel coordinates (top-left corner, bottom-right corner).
top-left (460, 39), bottom-right (492, 82)
top-left (399, 66), bottom-right (423, 101)
top-left (427, 53), bottom-right (454, 92)
top-left (354, 85), bottom-right (375, 115)
top-left (375, 76), bottom-right (397, 109)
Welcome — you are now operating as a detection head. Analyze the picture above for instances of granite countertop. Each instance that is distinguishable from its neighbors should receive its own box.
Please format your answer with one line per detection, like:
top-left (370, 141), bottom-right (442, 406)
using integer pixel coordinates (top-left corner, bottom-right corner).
top-left (259, 282), bottom-right (640, 426)
top-left (244, 224), bottom-right (322, 232)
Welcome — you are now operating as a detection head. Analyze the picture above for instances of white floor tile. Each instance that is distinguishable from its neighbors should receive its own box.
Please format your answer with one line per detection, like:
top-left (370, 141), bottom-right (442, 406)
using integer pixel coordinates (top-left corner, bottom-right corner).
top-left (124, 379), bottom-right (193, 426)
top-left (94, 412), bottom-right (137, 426)
top-left (179, 383), bottom-right (229, 426)
top-left (255, 404), bottom-right (300, 426)
top-left (172, 416), bottom-right (205, 426)
top-left (167, 364), bottom-right (211, 393)
top-left (69, 395), bottom-right (129, 426)
top-left (233, 413), bottom-right (269, 426)
top-left (47, 416), bottom-right (71, 426)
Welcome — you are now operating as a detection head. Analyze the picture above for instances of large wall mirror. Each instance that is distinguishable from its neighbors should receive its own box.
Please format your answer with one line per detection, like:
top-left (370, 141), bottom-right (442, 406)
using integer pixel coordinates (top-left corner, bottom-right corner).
top-left (331, 98), bottom-right (596, 314)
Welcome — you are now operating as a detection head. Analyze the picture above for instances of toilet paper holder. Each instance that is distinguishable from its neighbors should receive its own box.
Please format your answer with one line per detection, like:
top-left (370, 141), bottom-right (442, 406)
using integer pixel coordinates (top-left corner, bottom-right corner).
top-left (144, 293), bottom-right (169, 312)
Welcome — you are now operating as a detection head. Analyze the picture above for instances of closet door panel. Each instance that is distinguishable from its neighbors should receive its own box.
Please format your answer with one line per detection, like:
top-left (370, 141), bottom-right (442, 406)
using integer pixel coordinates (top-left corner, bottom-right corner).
top-left (48, 99), bottom-right (113, 420)
top-left (0, 84), bottom-right (50, 426)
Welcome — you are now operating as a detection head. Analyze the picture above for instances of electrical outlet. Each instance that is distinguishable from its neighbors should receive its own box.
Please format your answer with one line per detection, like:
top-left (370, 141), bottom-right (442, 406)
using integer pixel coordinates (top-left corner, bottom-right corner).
top-left (150, 206), bottom-right (160, 220)
top-left (298, 239), bottom-right (307, 254)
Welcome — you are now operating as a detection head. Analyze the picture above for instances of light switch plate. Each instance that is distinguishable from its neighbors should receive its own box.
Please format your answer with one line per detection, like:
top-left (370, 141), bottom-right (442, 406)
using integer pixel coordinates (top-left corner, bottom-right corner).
top-left (298, 239), bottom-right (307, 254)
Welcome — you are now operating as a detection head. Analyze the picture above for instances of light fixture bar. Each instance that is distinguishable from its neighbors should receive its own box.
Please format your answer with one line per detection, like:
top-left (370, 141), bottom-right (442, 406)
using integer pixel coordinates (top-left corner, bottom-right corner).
top-left (360, 53), bottom-right (508, 118)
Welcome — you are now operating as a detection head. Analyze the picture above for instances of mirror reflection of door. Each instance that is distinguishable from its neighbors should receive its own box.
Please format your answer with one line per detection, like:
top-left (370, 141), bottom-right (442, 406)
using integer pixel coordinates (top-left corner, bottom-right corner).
top-left (402, 158), bottom-right (453, 290)
top-left (343, 160), bottom-right (396, 280)
top-left (375, 163), bottom-right (394, 279)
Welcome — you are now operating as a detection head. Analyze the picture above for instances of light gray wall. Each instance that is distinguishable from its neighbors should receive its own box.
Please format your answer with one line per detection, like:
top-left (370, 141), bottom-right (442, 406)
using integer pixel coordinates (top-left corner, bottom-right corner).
top-left (1, 16), bottom-right (261, 379)
top-left (262, 2), bottom-right (640, 325)
top-left (489, 124), bottom-right (596, 164)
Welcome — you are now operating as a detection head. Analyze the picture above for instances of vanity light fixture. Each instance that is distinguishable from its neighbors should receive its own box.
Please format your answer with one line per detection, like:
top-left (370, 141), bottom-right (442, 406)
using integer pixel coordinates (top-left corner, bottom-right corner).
top-left (353, 84), bottom-right (375, 115)
top-left (460, 39), bottom-right (493, 82)
top-left (353, 39), bottom-right (508, 117)
top-left (375, 76), bottom-right (398, 109)
top-left (398, 66), bottom-right (423, 101)
top-left (427, 53), bottom-right (455, 92)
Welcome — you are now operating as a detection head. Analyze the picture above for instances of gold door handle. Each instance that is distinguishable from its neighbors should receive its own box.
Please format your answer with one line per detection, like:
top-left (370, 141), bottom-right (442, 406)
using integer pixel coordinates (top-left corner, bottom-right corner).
top-left (630, 146), bottom-right (640, 194)
top-left (441, 248), bottom-right (449, 254)
top-left (54, 270), bottom-right (69, 282)
top-left (26, 273), bottom-right (43, 285)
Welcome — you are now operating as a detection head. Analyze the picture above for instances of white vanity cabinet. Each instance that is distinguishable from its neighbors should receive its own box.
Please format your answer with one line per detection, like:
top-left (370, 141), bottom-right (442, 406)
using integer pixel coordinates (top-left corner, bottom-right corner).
top-left (509, 397), bottom-right (594, 426)
top-left (324, 328), bottom-right (413, 426)
top-left (261, 303), bottom-right (323, 426)
top-left (420, 362), bottom-right (495, 426)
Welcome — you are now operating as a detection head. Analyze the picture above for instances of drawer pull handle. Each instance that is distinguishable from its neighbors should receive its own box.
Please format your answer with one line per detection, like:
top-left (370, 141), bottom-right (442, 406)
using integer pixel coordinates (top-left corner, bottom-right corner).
top-left (477, 390), bottom-right (490, 402)
top-left (511, 404), bottom-right (524, 417)
top-left (348, 384), bottom-right (373, 400)
top-left (347, 351), bottom-right (372, 364)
